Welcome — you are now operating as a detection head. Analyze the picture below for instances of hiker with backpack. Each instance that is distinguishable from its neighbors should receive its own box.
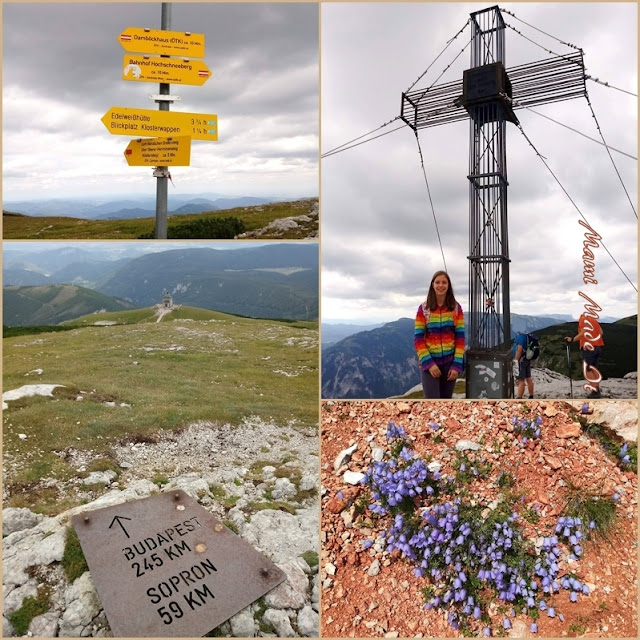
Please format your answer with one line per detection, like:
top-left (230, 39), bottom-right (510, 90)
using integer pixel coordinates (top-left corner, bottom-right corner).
top-left (513, 332), bottom-right (540, 399)
top-left (565, 313), bottom-right (604, 399)
top-left (414, 270), bottom-right (465, 399)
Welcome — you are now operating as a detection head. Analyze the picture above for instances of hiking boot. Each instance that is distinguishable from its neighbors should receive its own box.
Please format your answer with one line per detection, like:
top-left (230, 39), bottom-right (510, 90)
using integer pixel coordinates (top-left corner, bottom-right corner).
top-left (586, 390), bottom-right (601, 399)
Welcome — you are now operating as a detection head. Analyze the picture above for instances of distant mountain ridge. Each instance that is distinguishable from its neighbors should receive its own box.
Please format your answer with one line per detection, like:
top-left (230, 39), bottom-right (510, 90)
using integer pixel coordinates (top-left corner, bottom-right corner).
top-left (322, 322), bottom-right (385, 347)
top-left (3, 194), bottom-right (315, 220)
top-left (96, 247), bottom-right (318, 320)
top-left (3, 285), bottom-right (134, 327)
top-left (3, 245), bottom-right (147, 277)
top-left (4, 244), bottom-right (319, 326)
top-left (321, 313), bottom-right (579, 352)
top-left (4, 244), bottom-right (318, 285)
top-left (322, 318), bottom-right (418, 399)
top-left (321, 314), bottom-right (637, 399)
top-left (94, 196), bottom-right (285, 220)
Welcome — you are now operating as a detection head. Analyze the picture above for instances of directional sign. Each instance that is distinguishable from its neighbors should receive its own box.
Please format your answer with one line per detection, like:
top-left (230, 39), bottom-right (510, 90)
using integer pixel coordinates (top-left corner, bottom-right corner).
top-left (101, 107), bottom-right (218, 141)
top-left (124, 136), bottom-right (191, 167)
top-left (119, 27), bottom-right (205, 58)
top-left (123, 55), bottom-right (212, 86)
top-left (72, 490), bottom-right (286, 638)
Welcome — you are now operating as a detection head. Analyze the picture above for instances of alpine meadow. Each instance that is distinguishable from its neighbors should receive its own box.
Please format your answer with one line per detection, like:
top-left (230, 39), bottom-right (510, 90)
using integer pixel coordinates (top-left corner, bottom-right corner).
top-left (3, 242), bottom-right (319, 515)
top-left (3, 242), bottom-right (321, 637)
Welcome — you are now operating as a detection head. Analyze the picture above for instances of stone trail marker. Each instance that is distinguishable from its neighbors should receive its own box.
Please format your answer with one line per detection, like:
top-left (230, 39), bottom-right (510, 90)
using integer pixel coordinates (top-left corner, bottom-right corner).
top-left (72, 490), bottom-right (285, 637)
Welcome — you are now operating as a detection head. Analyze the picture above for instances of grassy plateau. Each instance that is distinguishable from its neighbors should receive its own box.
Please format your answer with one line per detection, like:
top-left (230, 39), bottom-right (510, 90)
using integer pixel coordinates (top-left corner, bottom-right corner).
top-left (3, 307), bottom-right (318, 513)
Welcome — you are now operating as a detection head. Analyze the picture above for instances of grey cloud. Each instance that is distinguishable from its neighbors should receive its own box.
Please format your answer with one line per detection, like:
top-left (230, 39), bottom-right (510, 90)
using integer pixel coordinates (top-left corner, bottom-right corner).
top-left (321, 2), bottom-right (636, 321)
top-left (4, 4), bottom-right (317, 105)
top-left (3, 2), bottom-right (318, 200)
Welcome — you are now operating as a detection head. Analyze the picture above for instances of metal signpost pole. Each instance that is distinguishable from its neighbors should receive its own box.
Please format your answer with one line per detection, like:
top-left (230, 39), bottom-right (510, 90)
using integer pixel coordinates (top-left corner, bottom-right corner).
top-left (155, 2), bottom-right (171, 239)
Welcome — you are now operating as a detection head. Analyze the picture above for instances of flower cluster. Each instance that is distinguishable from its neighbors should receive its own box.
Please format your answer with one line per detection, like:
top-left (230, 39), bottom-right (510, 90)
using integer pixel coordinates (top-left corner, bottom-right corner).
top-left (359, 419), bottom-right (594, 635)
top-left (619, 442), bottom-right (631, 466)
top-left (555, 516), bottom-right (584, 559)
top-left (362, 455), bottom-right (439, 516)
top-left (410, 502), bottom-right (551, 632)
top-left (386, 421), bottom-right (406, 441)
top-left (524, 519), bottom-right (592, 624)
top-left (511, 415), bottom-right (542, 442)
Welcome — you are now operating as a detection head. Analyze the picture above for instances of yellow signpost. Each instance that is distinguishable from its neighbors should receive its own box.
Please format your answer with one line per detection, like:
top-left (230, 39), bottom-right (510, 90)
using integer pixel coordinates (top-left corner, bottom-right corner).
top-left (101, 107), bottom-right (218, 141)
top-left (122, 55), bottom-right (212, 86)
top-left (124, 136), bottom-right (191, 166)
top-left (112, 12), bottom-right (217, 238)
top-left (118, 27), bottom-right (205, 58)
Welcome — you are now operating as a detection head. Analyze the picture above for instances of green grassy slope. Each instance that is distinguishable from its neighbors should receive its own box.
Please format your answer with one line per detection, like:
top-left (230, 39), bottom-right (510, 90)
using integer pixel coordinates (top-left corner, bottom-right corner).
top-left (3, 199), bottom-right (318, 240)
top-left (3, 313), bottom-right (318, 513)
top-left (67, 305), bottom-right (301, 326)
top-left (3, 284), bottom-right (134, 326)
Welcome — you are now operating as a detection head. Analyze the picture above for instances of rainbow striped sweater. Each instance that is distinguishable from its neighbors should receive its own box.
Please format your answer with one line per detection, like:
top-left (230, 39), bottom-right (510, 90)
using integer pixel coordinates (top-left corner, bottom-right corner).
top-left (414, 302), bottom-right (465, 372)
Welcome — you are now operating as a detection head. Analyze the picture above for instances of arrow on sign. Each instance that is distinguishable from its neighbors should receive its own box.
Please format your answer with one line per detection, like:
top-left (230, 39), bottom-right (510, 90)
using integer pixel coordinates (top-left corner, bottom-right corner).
top-left (109, 515), bottom-right (132, 538)
top-left (101, 107), bottom-right (218, 141)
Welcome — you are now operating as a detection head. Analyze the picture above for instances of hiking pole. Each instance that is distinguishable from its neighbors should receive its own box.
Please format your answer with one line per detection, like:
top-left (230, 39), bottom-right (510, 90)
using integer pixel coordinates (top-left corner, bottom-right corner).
top-left (565, 339), bottom-right (573, 399)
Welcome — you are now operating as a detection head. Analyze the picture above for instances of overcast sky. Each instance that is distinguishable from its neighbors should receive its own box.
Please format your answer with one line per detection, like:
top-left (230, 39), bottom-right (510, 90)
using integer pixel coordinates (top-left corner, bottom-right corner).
top-left (321, 2), bottom-right (637, 324)
top-left (2, 2), bottom-right (318, 202)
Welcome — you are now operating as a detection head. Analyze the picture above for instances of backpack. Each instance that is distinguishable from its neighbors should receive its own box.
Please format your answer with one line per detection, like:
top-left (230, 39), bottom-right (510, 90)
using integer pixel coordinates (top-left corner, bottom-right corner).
top-left (525, 333), bottom-right (540, 361)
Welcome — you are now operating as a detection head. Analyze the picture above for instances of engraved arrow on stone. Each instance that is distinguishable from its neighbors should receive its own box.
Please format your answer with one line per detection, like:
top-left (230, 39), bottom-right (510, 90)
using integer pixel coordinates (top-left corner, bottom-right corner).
top-left (109, 515), bottom-right (132, 538)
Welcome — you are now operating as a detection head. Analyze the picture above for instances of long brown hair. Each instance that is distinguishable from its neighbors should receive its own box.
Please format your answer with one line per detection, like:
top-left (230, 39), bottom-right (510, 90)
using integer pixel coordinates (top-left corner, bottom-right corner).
top-left (426, 270), bottom-right (458, 311)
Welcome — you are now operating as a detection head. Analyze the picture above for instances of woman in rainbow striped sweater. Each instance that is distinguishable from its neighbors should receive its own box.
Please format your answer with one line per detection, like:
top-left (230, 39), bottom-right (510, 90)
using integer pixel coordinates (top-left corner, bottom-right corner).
top-left (414, 270), bottom-right (465, 398)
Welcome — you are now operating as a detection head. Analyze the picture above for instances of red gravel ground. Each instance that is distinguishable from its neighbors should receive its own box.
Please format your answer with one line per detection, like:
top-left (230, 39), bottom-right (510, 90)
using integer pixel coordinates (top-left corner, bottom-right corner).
top-left (321, 400), bottom-right (638, 638)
